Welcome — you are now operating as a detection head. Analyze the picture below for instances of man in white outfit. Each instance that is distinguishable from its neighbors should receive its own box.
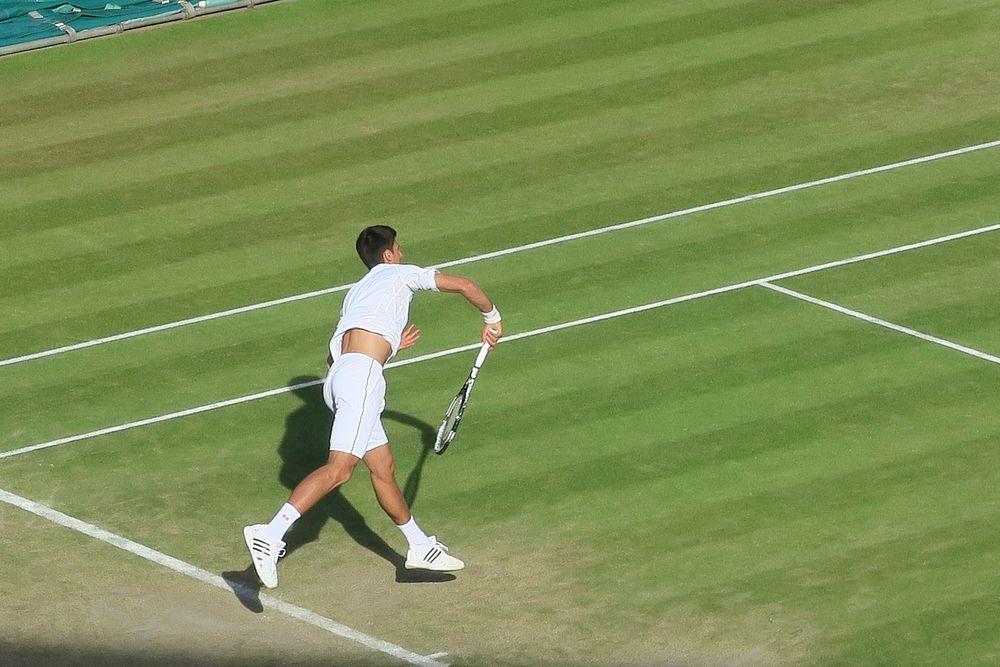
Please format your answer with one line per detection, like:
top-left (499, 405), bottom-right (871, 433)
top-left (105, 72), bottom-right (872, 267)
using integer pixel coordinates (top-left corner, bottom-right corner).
top-left (244, 225), bottom-right (503, 588)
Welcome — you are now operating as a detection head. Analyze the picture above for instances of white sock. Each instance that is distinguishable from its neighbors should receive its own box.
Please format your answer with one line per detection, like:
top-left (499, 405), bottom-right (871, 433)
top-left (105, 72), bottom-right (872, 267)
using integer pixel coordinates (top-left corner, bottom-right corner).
top-left (264, 503), bottom-right (300, 541)
top-left (396, 516), bottom-right (431, 547)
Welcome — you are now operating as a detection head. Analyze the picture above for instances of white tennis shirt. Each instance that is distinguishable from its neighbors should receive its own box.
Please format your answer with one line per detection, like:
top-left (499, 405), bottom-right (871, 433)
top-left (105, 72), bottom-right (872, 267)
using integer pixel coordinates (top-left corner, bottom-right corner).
top-left (329, 263), bottom-right (439, 363)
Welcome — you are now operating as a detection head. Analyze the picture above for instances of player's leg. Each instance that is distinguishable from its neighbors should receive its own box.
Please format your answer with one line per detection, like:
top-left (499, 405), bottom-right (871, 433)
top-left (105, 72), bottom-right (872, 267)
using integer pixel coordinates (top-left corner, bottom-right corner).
top-left (288, 450), bottom-right (361, 513)
top-left (244, 355), bottom-right (383, 587)
top-left (244, 451), bottom-right (364, 589)
top-left (363, 439), bottom-right (465, 572)
top-left (362, 416), bottom-right (408, 524)
top-left (363, 442), bottom-right (409, 525)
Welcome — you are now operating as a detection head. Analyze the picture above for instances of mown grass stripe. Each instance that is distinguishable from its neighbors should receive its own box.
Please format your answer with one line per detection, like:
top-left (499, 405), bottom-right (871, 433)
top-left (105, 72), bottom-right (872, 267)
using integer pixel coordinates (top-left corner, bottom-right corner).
top-left (4, 220), bottom-right (997, 459)
top-left (0, 0), bottom-right (736, 142)
top-left (7, 0), bottom-right (990, 210)
top-left (0, 0), bottom-right (616, 118)
top-left (0, 137), bottom-right (994, 367)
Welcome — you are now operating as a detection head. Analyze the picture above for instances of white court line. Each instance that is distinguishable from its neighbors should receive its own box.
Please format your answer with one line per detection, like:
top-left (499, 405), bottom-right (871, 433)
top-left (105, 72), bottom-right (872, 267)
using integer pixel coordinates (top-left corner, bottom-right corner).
top-left (0, 343), bottom-right (482, 460)
top-left (758, 282), bottom-right (1000, 365)
top-left (0, 487), bottom-right (447, 667)
top-left (3, 138), bottom-right (998, 369)
top-left (5, 221), bottom-right (999, 461)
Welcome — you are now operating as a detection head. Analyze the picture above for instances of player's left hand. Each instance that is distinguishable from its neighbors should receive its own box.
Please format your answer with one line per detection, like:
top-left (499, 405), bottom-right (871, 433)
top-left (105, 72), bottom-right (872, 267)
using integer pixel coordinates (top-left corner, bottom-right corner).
top-left (400, 324), bottom-right (421, 350)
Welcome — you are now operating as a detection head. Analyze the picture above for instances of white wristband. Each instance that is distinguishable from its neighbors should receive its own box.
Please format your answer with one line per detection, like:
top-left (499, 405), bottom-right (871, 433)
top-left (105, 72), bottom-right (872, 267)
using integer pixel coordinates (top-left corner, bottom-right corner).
top-left (482, 305), bottom-right (501, 324)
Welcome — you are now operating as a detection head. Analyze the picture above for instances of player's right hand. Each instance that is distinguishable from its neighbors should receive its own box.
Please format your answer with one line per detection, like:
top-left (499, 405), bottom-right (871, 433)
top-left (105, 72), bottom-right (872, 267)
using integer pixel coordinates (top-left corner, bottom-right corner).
top-left (482, 322), bottom-right (502, 348)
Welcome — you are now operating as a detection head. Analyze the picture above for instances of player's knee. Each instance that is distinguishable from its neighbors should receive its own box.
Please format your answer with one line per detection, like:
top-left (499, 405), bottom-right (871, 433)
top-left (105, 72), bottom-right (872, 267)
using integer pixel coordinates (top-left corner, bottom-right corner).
top-left (320, 462), bottom-right (354, 488)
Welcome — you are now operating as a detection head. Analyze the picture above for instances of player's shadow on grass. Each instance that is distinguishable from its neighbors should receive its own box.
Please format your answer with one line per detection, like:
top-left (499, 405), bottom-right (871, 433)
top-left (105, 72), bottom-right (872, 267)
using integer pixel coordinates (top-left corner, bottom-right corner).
top-left (223, 375), bottom-right (452, 609)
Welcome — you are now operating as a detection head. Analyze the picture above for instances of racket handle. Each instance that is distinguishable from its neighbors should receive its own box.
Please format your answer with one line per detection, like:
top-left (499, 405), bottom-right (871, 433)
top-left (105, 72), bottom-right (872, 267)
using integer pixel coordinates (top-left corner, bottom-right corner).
top-left (473, 341), bottom-right (491, 369)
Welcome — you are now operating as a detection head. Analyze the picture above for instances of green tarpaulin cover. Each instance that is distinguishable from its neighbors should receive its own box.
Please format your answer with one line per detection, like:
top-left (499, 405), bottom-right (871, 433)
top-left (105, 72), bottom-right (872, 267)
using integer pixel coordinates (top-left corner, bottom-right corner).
top-left (0, 1), bottom-right (179, 47)
top-left (0, 0), bottom-right (258, 50)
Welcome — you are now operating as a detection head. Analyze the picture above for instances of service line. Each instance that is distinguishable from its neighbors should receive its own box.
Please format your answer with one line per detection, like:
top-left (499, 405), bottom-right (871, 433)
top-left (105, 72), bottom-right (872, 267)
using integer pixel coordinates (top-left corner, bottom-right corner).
top-left (758, 282), bottom-right (1000, 366)
top-left (3, 138), bottom-right (998, 369)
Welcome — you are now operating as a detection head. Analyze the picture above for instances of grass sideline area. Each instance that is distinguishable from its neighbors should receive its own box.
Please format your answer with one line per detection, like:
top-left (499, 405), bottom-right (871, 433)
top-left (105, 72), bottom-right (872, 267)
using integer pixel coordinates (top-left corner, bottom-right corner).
top-left (2, 0), bottom-right (1000, 664)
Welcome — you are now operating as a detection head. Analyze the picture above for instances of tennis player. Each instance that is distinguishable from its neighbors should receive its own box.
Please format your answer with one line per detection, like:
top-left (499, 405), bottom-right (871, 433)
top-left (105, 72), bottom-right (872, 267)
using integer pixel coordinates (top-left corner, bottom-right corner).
top-left (243, 225), bottom-right (503, 588)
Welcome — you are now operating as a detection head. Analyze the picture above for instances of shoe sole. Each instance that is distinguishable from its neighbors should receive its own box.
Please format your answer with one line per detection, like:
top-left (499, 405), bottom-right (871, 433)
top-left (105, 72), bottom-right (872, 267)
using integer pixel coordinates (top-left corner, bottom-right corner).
top-left (404, 561), bottom-right (465, 572)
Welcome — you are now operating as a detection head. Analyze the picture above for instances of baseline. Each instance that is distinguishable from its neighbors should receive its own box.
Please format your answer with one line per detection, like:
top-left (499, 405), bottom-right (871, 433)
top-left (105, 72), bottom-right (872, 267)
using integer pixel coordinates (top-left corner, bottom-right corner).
top-left (0, 487), bottom-right (447, 667)
top-left (5, 222), bottom-right (998, 461)
top-left (3, 138), bottom-right (998, 369)
top-left (758, 282), bottom-right (1000, 366)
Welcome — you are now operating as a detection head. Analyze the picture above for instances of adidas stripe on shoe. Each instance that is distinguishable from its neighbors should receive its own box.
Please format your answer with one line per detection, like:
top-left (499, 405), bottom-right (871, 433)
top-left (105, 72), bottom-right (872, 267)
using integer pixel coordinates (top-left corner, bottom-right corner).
top-left (405, 536), bottom-right (464, 571)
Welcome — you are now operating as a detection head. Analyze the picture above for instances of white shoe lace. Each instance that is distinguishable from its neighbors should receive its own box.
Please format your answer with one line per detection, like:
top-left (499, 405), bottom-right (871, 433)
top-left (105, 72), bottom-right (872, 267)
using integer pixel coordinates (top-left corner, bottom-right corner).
top-left (425, 536), bottom-right (448, 552)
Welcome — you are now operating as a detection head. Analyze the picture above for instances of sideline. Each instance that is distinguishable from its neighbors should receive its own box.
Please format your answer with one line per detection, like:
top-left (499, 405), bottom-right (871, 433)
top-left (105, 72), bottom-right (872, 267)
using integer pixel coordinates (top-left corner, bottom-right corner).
top-left (3, 138), bottom-right (998, 369)
top-left (0, 487), bottom-right (448, 667)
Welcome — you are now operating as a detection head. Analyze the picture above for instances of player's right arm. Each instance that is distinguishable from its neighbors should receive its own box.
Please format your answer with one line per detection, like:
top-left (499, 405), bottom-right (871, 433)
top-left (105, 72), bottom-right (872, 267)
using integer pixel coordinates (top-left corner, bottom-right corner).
top-left (434, 273), bottom-right (503, 348)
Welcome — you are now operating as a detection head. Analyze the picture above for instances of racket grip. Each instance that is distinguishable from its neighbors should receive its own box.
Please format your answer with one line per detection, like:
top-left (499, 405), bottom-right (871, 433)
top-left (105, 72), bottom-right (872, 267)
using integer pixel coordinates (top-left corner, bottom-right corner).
top-left (474, 341), bottom-right (491, 368)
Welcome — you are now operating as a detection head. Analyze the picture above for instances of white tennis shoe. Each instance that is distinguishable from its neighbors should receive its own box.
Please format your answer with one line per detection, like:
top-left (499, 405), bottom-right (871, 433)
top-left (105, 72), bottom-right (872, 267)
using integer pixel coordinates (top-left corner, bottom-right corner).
top-left (405, 536), bottom-right (465, 571)
top-left (243, 524), bottom-right (286, 589)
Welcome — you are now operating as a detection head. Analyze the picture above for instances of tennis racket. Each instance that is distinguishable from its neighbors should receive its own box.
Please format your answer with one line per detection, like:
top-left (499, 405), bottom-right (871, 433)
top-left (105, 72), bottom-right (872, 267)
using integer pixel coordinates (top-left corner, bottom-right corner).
top-left (433, 342), bottom-right (492, 455)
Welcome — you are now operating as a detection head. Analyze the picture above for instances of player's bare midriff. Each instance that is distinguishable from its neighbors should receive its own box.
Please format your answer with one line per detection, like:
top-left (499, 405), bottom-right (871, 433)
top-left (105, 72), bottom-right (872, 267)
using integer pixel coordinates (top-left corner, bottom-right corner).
top-left (341, 328), bottom-right (392, 365)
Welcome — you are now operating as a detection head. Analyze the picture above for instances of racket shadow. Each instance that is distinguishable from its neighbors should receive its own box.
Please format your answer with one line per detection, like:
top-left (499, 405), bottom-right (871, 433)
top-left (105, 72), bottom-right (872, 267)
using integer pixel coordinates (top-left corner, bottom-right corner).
top-left (260, 376), bottom-right (453, 584)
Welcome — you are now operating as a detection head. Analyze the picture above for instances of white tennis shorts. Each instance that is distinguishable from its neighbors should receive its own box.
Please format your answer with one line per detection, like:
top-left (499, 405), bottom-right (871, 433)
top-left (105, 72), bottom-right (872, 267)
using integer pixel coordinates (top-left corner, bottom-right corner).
top-left (322, 353), bottom-right (389, 457)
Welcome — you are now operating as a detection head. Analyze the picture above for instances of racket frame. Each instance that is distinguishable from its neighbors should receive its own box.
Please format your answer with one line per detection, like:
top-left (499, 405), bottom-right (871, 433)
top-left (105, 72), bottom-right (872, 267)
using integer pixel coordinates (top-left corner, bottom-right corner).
top-left (433, 342), bottom-right (491, 454)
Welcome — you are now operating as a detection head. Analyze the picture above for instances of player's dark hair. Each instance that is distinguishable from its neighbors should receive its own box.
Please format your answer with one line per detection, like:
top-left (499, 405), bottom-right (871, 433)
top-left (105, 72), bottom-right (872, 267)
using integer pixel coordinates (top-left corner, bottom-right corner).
top-left (356, 225), bottom-right (397, 269)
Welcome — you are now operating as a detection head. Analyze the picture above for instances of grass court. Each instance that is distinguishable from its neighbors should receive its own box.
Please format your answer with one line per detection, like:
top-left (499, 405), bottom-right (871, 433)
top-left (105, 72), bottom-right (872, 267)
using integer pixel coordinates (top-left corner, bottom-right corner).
top-left (1, 0), bottom-right (999, 664)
